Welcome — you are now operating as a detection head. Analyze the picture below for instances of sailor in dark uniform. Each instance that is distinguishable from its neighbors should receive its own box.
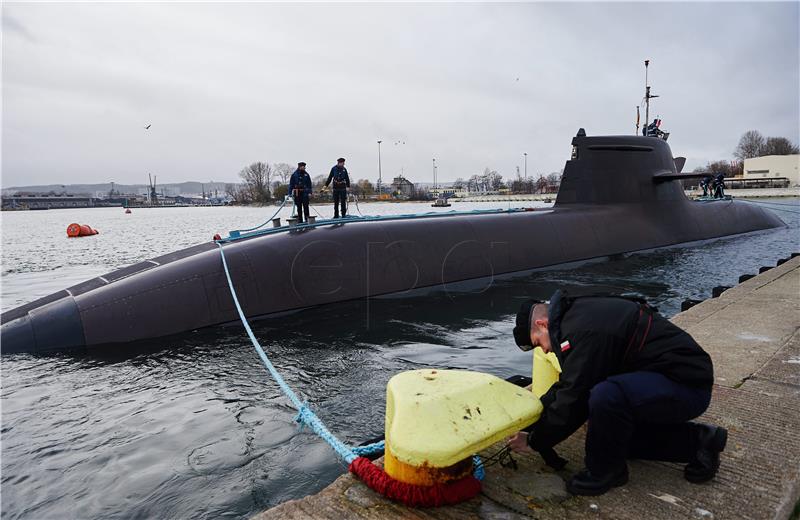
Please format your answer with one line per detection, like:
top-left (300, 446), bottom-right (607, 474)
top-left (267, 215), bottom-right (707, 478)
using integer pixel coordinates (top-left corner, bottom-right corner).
top-left (288, 162), bottom-right (312, 223)
top-left (508, 290), bottom-right (727, 496)
top-left (700, 175), bottom-right (712, 197)
top-left (712, 173), bottom-right (726, 199)
top-left (325, 158), bottom-right (351, 218)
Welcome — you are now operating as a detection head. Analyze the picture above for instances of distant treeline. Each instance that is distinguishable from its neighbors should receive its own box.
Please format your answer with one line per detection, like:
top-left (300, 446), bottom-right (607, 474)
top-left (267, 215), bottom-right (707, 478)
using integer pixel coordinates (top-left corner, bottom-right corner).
top-left (226, 162), bottom-right (379, 203)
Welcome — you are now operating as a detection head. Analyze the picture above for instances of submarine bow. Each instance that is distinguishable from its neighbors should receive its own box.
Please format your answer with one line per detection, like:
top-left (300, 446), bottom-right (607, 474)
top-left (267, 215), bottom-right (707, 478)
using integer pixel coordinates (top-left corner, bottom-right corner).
top-left (1, 134), bottom-right (784, 353)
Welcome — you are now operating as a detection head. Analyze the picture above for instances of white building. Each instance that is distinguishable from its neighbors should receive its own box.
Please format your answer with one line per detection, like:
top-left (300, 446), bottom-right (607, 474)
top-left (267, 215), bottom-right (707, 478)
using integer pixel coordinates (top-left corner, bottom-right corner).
top-left (743, 155), bottom-right (800, 186)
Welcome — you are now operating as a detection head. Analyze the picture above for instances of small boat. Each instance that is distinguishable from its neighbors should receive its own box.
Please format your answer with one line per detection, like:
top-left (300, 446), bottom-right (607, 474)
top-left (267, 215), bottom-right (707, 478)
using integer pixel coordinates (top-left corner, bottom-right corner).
top-left (431, 196), bottom-right (451, 207)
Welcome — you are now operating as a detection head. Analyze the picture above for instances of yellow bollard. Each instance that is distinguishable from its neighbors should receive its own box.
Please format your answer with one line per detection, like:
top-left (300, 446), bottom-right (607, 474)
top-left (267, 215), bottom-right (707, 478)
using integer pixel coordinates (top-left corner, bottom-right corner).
top-left (531, 346), bottom-right (561, 398)
top-left (383, 369), bottom-right (543, 485)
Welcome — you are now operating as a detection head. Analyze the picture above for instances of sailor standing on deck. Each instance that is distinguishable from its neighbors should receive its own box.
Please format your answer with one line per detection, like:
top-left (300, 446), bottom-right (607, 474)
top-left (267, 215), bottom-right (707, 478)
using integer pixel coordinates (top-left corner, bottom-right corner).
top-left (289, 162), bottom-right (313, 223)
top-left (325, 158), bottom-right (351, 218)
top-left (713, 173), bottom-right (726, 199)
top-left (700, 175), bottom-right (712, 197)
top-left (507, 290), bottom-right (727, 496)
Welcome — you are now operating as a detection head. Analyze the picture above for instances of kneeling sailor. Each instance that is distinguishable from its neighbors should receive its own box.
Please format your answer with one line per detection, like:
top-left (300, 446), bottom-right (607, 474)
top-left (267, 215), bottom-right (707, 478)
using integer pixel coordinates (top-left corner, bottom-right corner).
top-left (508, 290), bottom-right (727, 496)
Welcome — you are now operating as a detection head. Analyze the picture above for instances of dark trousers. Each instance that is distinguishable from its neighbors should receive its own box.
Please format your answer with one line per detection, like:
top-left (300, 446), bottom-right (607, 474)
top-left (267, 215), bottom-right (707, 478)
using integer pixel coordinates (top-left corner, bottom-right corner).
top-left (333, 190), bottom-right (347, 218)
top-left (585, 371), bottom-right (711, 475)
top-left (294, 196), bottom-right (309, 223)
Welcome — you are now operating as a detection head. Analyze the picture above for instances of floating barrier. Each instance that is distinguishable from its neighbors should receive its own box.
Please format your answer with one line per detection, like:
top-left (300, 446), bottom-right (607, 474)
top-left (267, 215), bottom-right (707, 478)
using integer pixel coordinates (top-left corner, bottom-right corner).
top-left (66, 223), bottom-right (99, 238)
top-left (712, 285), bottom-right (731, 298)
top-left (681, 299), bottom-right (703, 311)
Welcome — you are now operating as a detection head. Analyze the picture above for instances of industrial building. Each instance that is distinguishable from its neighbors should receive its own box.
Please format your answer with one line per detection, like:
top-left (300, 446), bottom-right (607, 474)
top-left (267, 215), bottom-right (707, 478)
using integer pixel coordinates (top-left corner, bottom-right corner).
top-left (743, 155), bottom-right (800, 186)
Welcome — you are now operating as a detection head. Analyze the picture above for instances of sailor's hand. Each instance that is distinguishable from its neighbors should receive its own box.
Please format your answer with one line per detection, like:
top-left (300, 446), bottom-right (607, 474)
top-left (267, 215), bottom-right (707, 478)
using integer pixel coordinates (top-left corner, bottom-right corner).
top-left (507, 432), bottom-right (534, 455)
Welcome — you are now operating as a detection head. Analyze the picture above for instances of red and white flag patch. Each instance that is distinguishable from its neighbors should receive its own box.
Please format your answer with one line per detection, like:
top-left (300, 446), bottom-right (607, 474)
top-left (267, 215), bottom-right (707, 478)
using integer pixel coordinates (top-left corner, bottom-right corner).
top-left (560, 340), bottom-right (571, 352)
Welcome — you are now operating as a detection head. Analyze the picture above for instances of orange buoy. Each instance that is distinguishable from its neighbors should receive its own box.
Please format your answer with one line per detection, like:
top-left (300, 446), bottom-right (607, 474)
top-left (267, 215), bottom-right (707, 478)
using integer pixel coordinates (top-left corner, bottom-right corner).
top-left (212, 233), bottom-right (222, 241)
top-left (125, 208), bottom-right (132, 214)
top-left (67, 223), bottom-right (99, 238)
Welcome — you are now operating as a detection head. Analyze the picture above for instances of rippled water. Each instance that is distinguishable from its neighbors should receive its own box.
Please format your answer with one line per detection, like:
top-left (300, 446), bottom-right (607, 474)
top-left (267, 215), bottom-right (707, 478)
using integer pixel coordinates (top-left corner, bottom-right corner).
top-left (2, 199), bottom-right (798, 519)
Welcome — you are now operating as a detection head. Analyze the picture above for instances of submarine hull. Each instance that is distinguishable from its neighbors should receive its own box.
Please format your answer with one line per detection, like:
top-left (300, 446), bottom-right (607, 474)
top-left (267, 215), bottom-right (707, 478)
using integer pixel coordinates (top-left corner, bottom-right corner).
top-left (1, 135), bottom-right (785, 353)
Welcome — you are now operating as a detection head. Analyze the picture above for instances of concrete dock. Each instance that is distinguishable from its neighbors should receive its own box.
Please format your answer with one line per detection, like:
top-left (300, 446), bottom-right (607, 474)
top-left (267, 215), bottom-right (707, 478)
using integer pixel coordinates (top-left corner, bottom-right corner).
top-left (254, 256), bottom-right (800, 520)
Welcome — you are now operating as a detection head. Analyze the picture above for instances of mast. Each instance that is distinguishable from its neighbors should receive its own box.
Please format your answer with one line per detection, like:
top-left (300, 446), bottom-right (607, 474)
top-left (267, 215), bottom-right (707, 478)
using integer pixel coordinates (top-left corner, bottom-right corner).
top-left (643, 59), bottom-right (659, 135)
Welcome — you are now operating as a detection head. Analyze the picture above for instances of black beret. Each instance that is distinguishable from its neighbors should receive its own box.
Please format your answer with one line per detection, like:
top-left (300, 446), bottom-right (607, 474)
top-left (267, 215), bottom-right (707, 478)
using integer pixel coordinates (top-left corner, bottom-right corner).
top-left (337, 158), bottom-right (345, 163)
top-left (513, 300), bottom-right (535, 348)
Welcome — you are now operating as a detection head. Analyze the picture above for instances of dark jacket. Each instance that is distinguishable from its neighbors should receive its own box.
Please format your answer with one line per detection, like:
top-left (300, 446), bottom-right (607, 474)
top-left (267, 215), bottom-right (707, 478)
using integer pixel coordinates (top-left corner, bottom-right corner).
top-left (528, 290), bottom-right (713, 452)
top-left (289, 170), bottom-right (313, 198)
top-left (325, 165), bottom-right (350, 191)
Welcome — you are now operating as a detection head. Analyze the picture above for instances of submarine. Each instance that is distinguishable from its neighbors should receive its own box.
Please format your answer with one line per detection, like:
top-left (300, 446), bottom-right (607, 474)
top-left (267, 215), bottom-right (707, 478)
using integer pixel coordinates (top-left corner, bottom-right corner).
top-left (1, 131), bottom-right (785, 354)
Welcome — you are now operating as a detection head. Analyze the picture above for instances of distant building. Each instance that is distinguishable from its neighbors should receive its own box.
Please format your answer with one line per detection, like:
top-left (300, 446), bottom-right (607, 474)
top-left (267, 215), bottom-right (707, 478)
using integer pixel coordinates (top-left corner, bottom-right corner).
top-left (1, 194), bottom-right (97, 210)
top-left (391, 176), bottom-right (415, 198)
top-left (430, 187), bottom-right (456, 198)
top-left (743, 155), bottom-right (800, 186)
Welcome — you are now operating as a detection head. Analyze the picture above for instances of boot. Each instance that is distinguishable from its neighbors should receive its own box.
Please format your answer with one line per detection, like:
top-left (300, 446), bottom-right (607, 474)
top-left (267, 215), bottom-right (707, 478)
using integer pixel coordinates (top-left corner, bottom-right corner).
top-left (566, 466), bottom-right (628, 496)
top-left (685, 424), bottom-right (727, 483)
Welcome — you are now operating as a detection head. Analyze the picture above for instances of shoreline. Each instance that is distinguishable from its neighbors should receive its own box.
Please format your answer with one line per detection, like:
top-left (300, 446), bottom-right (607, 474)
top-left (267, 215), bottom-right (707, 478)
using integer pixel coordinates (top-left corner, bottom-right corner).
top-left (2, 188), bottom-right (797, 211)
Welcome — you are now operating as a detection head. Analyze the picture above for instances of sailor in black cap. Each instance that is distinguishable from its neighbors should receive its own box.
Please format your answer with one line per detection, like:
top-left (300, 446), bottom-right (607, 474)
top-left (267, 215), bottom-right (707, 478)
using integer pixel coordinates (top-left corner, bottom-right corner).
top-left (289, 162), bottom-right (312, 223)
top-left (325, 158), bottom-right (351, 218)
top-left (712, 173), bottom-right (726, 199)
top-left (508, 290), bottom-right (726, 496)
top-left (700, 175), bottom-right (712, 197)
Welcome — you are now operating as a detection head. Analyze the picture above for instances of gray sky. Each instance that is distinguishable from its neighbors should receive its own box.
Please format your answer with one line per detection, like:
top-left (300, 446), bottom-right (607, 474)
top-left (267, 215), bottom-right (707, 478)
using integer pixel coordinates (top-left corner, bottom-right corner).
top-left (2, 2), bottom-right (798, 187)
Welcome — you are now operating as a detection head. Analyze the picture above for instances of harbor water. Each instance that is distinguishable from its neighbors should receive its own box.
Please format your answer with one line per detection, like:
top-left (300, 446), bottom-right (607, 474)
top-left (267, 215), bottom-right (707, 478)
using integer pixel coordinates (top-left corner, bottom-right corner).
top-left (2, 200), bottom-right (799, 519)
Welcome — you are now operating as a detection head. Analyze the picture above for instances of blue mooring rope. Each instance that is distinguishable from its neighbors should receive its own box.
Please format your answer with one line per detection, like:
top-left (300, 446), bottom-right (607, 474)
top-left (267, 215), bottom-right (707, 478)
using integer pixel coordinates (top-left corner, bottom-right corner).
top-left (215, 241), bottom-right (484, 479)
top-left (218, 206), bottom-right (538, 244)
top-left (230, 198), bottom-right (288, 235)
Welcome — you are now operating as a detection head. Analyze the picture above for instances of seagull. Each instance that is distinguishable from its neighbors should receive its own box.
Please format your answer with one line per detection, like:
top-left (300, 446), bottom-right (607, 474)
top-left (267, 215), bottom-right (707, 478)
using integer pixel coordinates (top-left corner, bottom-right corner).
top-left (144, 124), bottom-right (151, 130)
top-left (515, 77), bottom-right (519, 81)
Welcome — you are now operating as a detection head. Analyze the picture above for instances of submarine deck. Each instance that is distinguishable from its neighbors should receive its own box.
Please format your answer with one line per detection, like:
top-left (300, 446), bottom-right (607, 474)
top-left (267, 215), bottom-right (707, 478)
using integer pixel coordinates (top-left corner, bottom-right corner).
top-left (252, 256), bottom-right (800, 520)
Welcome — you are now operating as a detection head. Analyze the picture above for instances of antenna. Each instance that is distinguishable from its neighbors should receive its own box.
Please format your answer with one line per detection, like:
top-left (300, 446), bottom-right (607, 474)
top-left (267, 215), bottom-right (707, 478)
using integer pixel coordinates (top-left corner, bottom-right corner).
top-left (644, 59), bottom-right (659, 135)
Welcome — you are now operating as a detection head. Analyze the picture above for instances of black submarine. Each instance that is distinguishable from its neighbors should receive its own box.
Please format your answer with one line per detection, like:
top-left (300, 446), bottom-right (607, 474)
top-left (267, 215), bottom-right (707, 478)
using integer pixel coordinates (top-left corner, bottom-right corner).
top-left (1, 132), bottom-right (785, 354)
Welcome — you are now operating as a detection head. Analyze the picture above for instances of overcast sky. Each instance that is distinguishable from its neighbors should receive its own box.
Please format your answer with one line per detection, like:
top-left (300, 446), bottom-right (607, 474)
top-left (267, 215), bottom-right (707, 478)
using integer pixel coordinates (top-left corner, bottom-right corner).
top-left (2, 2), bottom-right (798, 188)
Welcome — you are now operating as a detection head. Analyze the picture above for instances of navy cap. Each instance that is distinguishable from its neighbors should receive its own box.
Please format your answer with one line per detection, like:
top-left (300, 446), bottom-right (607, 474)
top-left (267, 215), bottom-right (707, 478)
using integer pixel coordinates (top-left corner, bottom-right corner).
top-left (513, 299), bottom-right (546, 351)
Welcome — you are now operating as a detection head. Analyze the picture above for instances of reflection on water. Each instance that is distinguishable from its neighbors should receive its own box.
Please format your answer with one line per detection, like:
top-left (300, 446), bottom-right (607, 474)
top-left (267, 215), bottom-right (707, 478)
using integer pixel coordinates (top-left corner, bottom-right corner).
top-left (1, 200), bottom-right (798, 519)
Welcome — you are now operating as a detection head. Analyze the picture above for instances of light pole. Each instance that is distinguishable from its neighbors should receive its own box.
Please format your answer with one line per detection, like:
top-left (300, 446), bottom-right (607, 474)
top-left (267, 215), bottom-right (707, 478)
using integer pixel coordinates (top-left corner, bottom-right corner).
top-left (432, 158), bottom-right (437, 194)
top-left (523, 153), bottom-right (528, 180)
top-left (377, 140), bottom-right (383, 195)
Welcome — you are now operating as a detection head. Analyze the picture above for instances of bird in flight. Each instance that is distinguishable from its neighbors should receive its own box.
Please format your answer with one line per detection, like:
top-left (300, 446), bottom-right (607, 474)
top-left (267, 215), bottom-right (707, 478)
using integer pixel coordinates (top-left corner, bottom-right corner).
top-left (144, 124), bottom-right (152, 130)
